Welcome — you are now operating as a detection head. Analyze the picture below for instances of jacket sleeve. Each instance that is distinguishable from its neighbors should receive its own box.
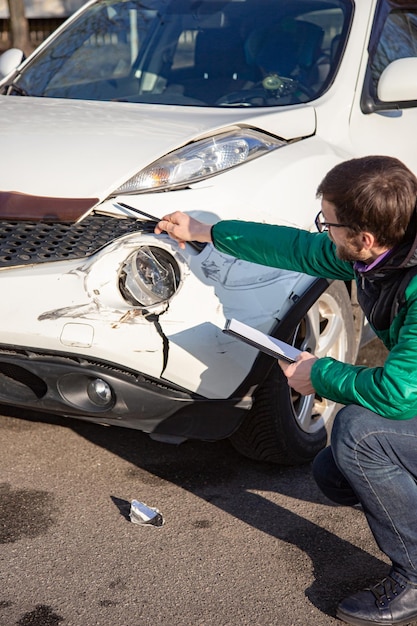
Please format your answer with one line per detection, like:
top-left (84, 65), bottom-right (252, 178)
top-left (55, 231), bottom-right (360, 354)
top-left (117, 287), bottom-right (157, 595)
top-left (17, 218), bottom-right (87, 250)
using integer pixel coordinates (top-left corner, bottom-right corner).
top-left (211, 220), bottom-right (355, 281)
top-left (311, 282), bottom-right (417, 420)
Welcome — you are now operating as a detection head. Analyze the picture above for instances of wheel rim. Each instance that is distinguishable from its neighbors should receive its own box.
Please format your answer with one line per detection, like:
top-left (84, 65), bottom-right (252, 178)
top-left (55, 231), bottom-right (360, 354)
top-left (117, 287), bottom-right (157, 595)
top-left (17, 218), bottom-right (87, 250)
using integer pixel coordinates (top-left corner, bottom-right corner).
top-left (291, 291), bottom-right (349, 434)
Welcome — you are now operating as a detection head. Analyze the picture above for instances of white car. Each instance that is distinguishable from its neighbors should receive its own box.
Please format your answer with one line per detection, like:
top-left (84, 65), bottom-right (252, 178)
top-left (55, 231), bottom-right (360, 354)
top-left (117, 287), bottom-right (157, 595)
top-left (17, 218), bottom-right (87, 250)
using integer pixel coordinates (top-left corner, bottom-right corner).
top-left (0, 0), bottom-right (416, 465)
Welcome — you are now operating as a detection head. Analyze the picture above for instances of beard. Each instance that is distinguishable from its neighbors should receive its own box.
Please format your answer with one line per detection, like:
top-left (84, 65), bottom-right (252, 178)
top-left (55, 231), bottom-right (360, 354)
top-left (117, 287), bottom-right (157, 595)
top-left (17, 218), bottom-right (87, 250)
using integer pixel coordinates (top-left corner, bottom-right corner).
top-left (334, 234), bottom-right (367, 262)
top-left (335, 243), bottom-right (360, 262)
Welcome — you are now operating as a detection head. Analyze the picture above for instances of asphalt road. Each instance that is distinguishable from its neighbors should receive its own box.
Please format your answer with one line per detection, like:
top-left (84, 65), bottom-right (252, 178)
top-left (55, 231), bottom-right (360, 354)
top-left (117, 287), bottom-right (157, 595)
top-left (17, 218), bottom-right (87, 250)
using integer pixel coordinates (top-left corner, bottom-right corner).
top-left (1, 340), bottom-right (393, 626)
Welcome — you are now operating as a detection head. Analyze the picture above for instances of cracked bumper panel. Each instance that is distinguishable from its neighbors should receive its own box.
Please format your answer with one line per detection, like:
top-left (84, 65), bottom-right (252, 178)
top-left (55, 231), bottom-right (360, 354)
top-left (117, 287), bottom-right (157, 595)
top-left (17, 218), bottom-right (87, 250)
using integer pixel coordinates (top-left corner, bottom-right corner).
top-left (0, 349), bottom-right (250, 439)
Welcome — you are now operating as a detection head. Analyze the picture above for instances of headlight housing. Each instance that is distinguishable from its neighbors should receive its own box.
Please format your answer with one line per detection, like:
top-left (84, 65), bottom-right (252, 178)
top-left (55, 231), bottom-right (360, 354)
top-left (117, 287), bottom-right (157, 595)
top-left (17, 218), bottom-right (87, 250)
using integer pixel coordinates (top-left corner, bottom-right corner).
top-left (119, 246), bottom-right (180, 308)
top-left (113, 128), bottom-right (285, 194)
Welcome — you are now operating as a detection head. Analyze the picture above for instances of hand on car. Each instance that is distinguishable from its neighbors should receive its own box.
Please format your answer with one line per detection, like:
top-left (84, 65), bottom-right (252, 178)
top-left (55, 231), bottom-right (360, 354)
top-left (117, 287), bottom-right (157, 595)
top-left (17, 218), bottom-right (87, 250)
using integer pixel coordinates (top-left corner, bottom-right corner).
top-left (279, 351), bottom-right (318, 396)
top-left (155, 211), bottom-right (213, 249)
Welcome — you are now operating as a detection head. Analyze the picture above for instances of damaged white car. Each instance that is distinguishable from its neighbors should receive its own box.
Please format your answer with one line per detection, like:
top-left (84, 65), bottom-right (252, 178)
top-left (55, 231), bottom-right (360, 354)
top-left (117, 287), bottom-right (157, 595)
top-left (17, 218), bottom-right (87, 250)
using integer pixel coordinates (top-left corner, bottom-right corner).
top-left (0, 0), bottom-right (417, 464)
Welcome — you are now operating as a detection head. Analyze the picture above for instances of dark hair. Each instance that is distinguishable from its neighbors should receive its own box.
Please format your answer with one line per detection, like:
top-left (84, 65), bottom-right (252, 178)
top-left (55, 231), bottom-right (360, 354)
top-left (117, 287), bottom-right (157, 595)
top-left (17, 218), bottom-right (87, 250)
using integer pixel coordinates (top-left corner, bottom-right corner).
top-left (316, 155), bottom-right (417, 247)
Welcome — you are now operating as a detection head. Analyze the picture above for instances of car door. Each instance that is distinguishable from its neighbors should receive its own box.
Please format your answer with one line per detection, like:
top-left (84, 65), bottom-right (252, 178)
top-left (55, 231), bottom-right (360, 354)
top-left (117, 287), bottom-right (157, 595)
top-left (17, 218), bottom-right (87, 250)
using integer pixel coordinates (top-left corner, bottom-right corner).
top-left (349, 0), bottom-right (417, 173)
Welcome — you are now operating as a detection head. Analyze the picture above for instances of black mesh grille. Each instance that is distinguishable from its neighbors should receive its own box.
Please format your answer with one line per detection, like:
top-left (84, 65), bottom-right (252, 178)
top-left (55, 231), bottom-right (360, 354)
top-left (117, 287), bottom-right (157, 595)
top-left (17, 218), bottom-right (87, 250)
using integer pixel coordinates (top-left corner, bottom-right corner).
top-left (0, 215), bottom-right (155, 267)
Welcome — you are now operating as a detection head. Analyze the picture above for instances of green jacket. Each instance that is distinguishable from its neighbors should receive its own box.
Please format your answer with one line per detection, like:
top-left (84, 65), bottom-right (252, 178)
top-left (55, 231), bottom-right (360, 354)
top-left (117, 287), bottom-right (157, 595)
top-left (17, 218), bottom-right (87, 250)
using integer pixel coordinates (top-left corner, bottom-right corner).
top-left (212, 220), bottom-right (417, 420)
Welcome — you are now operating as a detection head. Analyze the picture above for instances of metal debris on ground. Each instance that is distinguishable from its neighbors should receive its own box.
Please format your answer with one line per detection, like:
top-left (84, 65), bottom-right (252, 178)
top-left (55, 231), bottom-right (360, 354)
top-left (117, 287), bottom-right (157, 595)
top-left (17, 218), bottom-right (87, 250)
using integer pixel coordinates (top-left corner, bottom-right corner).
top-left (129, 500), bottom-right (164, 527)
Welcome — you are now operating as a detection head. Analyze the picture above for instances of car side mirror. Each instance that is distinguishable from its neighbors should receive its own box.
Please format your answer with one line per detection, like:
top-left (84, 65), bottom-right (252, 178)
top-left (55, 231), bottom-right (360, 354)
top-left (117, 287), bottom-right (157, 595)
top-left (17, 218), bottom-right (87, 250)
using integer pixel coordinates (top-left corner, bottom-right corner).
top-left (377, 57), bottom-right (417, 103)
top-left (0, 48), bottom-right (24, 81)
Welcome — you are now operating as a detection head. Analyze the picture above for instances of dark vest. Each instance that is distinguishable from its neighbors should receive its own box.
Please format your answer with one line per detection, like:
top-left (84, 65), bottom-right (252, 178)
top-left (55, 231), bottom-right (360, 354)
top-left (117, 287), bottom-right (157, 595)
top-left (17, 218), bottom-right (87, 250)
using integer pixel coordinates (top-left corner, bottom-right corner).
top-left (355, 261), bottom-right (417, 332)
top-left (354, 210), bottom-right (417, 332)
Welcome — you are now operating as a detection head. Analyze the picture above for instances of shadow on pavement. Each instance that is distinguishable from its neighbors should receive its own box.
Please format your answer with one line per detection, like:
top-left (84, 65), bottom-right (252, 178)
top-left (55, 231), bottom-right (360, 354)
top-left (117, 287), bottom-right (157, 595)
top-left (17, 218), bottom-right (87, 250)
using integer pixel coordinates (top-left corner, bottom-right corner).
top-left (1, 402), bottom-right (388, 619)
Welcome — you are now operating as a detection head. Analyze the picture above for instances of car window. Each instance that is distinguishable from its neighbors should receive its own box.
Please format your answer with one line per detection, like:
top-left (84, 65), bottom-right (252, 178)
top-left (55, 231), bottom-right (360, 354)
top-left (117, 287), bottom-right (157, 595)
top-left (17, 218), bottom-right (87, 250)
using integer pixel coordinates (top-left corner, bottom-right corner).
top-left (370, 9), bottom-right (417, 89)
top-left (6, 0), bottom-right (353, 107)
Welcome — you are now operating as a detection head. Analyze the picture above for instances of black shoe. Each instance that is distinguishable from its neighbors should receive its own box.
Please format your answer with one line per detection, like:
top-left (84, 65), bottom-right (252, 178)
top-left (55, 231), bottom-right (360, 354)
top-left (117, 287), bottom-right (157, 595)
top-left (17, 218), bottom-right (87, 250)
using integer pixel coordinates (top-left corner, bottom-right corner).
top-left (337, 571), bottom-right (417, 625)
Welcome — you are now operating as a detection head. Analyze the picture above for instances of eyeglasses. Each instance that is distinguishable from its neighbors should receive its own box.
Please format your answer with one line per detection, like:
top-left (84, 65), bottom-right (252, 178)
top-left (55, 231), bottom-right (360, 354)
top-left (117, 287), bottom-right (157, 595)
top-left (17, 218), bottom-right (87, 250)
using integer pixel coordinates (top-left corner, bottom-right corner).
top-left (315, 211), bottom-right (352, 233)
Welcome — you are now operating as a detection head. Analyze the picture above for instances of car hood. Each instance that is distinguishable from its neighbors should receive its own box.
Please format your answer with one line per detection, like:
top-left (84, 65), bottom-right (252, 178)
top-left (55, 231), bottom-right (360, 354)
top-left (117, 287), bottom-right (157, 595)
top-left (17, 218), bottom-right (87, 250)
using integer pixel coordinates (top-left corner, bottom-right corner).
top-left (0, 96), bottom-right (316, 200)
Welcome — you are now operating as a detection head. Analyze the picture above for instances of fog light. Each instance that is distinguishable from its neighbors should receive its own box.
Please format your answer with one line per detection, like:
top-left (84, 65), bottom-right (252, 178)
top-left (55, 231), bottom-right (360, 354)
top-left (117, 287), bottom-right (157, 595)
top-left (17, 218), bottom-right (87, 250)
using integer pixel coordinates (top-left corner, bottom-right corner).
top-left (87, 378), bottom-right (113, 407)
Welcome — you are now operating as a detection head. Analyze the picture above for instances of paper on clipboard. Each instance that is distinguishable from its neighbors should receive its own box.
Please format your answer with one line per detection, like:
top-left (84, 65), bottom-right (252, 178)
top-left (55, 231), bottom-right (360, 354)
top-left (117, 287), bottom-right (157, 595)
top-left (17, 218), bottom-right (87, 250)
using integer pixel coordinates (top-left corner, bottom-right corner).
top-left (223, 318), bottom-right (302, 363)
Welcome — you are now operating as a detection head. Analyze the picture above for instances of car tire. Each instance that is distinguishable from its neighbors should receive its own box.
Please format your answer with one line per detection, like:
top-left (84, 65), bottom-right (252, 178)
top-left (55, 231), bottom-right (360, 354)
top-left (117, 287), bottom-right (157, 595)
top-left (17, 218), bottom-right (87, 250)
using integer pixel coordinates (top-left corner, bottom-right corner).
top-left (229, 281), bottom-right (357, 465)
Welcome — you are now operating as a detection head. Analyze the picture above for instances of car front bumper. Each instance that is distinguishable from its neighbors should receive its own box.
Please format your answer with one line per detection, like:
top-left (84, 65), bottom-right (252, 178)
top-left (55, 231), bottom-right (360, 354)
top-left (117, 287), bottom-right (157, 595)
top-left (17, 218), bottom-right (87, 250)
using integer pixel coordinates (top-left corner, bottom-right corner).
top-left (0, 346), bottom-right (251, 439)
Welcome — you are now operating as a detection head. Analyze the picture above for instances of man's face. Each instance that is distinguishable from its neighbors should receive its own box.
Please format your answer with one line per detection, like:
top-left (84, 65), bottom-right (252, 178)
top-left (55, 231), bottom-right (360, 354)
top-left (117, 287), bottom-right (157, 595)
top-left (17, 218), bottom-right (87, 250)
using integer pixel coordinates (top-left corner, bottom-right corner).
top-left (321, 199), bottom-right (368, 262)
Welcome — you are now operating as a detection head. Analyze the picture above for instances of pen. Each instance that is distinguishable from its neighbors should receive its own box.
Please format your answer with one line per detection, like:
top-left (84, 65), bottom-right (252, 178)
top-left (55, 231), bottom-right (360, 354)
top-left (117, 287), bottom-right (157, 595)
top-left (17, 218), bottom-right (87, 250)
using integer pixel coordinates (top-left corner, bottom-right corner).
top-left (115, 202), bottom-right (160, 222)
top-left (114, 202), bottom-right (206, 252)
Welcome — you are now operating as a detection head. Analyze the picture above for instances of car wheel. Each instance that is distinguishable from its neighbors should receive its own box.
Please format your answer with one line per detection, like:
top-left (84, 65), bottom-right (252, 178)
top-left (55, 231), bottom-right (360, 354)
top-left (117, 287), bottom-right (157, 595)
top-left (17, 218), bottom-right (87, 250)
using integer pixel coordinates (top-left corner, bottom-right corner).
top-left (229, 281), bottom-right (357, 465)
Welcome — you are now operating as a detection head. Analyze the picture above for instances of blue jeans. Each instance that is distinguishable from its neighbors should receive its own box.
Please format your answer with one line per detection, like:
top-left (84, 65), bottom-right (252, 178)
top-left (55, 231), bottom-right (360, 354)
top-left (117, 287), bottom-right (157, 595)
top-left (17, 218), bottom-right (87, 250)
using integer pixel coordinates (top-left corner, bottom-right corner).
top-left (312, 405), bottom-right (417, 583)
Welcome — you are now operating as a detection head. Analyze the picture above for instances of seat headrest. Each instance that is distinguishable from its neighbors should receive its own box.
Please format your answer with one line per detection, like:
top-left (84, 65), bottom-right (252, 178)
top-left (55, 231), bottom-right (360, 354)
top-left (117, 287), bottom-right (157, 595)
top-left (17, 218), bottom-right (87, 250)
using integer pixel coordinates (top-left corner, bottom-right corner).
top-left (194, 28), bottom-right (248, 78)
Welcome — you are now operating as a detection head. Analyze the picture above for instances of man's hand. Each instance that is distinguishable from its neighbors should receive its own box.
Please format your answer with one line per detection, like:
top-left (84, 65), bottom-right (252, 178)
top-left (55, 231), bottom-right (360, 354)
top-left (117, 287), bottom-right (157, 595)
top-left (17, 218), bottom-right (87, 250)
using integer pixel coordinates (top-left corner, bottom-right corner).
top-left (155, 211), bottom-right (213, 249)
top-left (279, 351), bottom-right (318, 396)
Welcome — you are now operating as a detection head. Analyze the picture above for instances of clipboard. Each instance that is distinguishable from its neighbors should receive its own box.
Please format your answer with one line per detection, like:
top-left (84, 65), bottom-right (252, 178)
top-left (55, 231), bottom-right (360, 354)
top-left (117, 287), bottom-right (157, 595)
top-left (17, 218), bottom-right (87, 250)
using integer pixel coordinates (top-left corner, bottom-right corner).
top-left (223, 318), bottom-right (301, 363)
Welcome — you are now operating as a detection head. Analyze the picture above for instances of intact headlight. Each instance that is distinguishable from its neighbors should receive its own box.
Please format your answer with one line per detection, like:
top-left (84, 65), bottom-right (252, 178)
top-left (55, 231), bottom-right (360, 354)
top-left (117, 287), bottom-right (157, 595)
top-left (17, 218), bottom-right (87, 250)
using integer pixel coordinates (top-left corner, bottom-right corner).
top-left (113, 128), bottom-right (285, 194)
top-left (119, 246), bottom-right (180, 308)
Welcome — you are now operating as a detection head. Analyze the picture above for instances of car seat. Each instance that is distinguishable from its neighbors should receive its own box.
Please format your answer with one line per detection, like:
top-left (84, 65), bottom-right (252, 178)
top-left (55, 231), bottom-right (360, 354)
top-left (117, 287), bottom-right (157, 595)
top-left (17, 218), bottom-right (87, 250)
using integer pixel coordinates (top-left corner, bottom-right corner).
top-left (186, 27), bottom-right (257, 103)
top-left (245, 18), bottom-right (324, 89)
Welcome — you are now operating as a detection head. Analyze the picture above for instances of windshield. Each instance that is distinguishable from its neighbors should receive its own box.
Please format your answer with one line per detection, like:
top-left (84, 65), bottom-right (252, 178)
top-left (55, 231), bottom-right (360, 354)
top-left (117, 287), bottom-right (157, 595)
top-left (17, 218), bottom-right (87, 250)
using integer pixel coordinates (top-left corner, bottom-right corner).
top-left (5, 0), bottom-right (353, 107)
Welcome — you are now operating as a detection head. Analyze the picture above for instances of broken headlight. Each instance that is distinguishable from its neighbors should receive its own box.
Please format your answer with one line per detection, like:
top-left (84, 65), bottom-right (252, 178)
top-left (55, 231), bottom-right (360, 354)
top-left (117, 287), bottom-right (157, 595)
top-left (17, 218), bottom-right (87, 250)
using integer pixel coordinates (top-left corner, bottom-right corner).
top-left (119, 246), bottom-right (180, 307)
